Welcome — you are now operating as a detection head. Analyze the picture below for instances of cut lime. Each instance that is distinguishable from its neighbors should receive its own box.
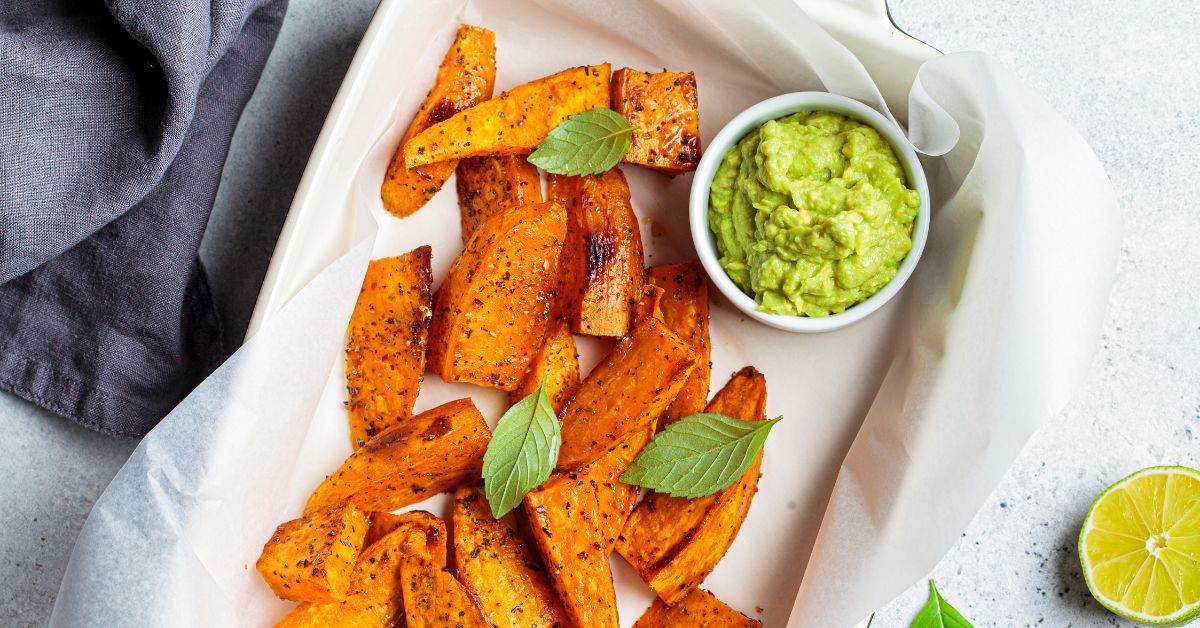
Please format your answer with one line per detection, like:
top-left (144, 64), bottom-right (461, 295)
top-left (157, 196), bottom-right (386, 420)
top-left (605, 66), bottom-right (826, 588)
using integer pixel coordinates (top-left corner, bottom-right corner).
top-left (1079, 466), bottom-right (1200, 625)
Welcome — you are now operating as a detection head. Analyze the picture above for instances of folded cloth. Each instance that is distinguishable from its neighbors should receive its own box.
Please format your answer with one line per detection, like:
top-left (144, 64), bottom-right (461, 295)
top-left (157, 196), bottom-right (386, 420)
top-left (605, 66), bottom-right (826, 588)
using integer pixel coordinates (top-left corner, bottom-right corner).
top-left (0, 0), bottom-right (288, 436)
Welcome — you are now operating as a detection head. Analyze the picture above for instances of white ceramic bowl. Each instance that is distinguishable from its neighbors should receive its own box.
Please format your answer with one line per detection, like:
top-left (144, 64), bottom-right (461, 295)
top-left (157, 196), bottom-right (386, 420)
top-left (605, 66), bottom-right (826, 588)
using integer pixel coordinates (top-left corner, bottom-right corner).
top-left (689, 92), bottom-right (930, 333)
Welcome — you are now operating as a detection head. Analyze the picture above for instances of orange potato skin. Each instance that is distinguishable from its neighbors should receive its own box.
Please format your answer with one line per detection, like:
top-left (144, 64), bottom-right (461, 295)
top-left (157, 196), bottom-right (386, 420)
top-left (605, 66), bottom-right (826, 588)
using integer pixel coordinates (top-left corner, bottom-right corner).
top-left (610, 68), bottom-right (702, 175)
top-left (345, 246), bottom-right (433, 449)
top-left (403, 64), bottom-right (611, 168)
top-left (554, 168), bottom-right (646, 337)
top-left (523, 475), bottom-right (618, 628)
top-left (507, 318), bottom-right (579, 413)
top-left (400, 556), bottom-right (489, 628)
top-left (615, 367), bottom-right (767, 605)
top-left (305, 398), bottom-right (491, 515)
top-left (647, 262), bottom-right (710, 425)
top-left (451, 486), bottom-right (569, 628)
top-left (427, 201), bottom-right (567, 391)
top-left (256, 502), bottom-right (369, 604)
top-left (556, 316), bottom-right (696, 471)
top-left (382, 25), bottom-right (496, 218)
top-left (455, 154), bottom-right (543, 243)
top-left (632, 588), bottom-right (761, 628)
top-left (276, 513), bottom-right (448, 628)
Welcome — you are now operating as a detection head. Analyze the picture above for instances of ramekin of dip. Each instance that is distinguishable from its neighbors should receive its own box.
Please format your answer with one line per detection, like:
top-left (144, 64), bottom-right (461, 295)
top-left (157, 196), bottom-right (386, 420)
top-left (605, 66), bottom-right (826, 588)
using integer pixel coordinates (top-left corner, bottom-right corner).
top-left (689, 92), bottom-right (929, 333)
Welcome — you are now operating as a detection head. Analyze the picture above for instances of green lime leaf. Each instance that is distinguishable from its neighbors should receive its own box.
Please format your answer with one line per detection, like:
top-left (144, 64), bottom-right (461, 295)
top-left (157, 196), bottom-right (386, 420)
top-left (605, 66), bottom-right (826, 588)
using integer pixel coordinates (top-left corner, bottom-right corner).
top-left (911, 581), bottom-right (973, 628)
top-left (527, 107), bottom-right (634, 175)
top-left (619, 413), bottom-right (782, 499)
top-left (482, 376), bottom-right (561, 518)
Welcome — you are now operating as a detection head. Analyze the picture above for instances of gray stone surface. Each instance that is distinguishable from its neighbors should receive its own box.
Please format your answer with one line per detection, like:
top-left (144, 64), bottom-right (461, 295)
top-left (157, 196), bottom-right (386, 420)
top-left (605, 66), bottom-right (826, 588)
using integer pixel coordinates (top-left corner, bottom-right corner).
top-left (0, 1), bottom-right (1196, 627)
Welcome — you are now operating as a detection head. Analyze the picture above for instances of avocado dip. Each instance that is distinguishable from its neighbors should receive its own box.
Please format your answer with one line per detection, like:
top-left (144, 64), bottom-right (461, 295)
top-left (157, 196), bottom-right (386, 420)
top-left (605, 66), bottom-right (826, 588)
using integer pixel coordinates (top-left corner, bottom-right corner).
top-left (708, 111), bottom-right (920, 317)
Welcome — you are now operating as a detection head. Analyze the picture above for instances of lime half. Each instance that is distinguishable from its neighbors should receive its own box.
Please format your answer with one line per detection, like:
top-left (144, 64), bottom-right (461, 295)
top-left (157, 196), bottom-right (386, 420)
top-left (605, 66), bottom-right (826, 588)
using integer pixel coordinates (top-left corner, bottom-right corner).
top-left (1080, 466), bottom-right (1200, 625)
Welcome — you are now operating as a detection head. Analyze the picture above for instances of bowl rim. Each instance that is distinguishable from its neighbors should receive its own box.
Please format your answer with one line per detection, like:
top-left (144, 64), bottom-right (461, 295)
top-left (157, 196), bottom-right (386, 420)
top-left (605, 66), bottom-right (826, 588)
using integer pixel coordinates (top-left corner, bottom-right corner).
top-left (688, 91), bottom-right (931, 333)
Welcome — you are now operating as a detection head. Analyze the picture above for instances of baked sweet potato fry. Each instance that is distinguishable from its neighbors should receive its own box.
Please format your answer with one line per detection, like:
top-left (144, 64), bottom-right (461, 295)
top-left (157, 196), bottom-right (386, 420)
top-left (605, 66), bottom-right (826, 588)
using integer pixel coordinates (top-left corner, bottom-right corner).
top-left (615, 367), bottom-right (767, 604)
top-left (507, 318), bottom-right (579, 413)
top-left (456, 154), bottom-right (542, 243)
top-left (363, 510), bottom-right (447, 559)
top-left (400, 555), bottom-right (489, 628)
top-left (276, 513), bottom-right (447, 628)
top-left (452, 486), bottom-right (569, 628)
top-left (633, 283), bottom-right (663, 324)
top-left (610, 68), bottom-right (702, 175)
top-left (256, 502), bottom-right (369, 603)
top-left (427, 201), bottom-right (566, 391)
top-left (346, 247), bottom-right (433, 448)
top-left (647, 262), bottom-right (710, 424)
top-left (381, 25), bottom-right (496, 218)
top-left (556, 316), bottom-right (696, 471)
top-left (547, 174), bottom-right (583, 321)
top-left (633, 588), bottom-right (761, 628)
top-left (523, 475), bottom-right (618, 628)
top-left (403, 64), bottom-right (611, 168)
top-left (305, 398), bottom-right (490, 515)
top-left (555, 168), bottom-right (646, 337)
top-left (573, 426), bottom-right (654, 552)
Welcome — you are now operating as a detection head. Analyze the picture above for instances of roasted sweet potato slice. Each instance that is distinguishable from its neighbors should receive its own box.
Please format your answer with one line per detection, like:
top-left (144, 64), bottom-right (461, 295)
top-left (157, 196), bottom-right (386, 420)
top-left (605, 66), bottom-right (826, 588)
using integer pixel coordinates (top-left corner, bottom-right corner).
top-left (305, 398), bottom-right (491, 515)
top-left (455, 155), bottom-right (543, 243)
top-left (554, 168), bottom-right (645, 337)
top-left (403, 64), bottom-right (610, 168)
top-left (363, 510), bottom-right (447, 561)
top-left (633, 283), bottom-right (664, 324)
top-left (610, 68), bottom-right (702, 175)
top-left (578, 426), bottom-right (654, 552)
top-left (400, 555), bottom-right (489, 628)
top-left (507, 318), bottom-right (579, 413)
top-left (427, 201), bottom-right (566, 391)
top-left (345, 247), bottom-right (433, 448)
top-left (523, 475), bottom-right (618, 628)
top-left (451, 486), bottom-right (569, 628)
top-left (277, 513), bottom-right (448, 627)
top-left (381, 25), bottom-right (496, 218)
top-left (633, 588), bottom-right (761, 628)
top-left (647, 262), bottom-right (710, 425)
top-left (615, 367), bottom-right (767, 604)
top-left (256, 502), bottom-right (369, 603)
top-left (556, 316), bottom-right (696, 471)
top-left (547, 174), bottom-right (583, 321)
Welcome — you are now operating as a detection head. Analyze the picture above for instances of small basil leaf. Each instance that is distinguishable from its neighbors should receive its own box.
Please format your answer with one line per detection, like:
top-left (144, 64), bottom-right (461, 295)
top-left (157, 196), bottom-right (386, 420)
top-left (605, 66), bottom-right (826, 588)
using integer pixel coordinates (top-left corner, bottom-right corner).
top-left (482, 376), bottom-right (561, 518)
top-left (620, 413), bottom-right (781, 499)
top-left (911, 581), bottom-right (973, 628)
top-left (528, 108), bottom-right (635, 176)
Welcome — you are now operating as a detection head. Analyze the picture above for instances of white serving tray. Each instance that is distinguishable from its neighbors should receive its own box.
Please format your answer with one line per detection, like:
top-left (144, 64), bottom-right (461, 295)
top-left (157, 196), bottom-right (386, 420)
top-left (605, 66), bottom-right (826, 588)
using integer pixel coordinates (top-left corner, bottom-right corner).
top-left (244, 1), bottom-right (937, 625)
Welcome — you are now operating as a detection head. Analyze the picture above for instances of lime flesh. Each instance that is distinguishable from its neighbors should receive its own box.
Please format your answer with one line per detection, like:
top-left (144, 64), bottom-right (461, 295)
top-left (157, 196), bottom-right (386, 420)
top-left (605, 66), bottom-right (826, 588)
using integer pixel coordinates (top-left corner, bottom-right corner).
top-left (1080, 466), bottom-right (1200, 625)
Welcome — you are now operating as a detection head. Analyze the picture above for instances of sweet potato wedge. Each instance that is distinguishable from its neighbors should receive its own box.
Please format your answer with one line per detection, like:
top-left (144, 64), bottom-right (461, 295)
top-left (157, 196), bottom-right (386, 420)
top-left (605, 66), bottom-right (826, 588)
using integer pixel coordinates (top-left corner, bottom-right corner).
top-left (547, 174), bottom-right (583, 321)
top-left (507, 318), bottom-right (579, 413)
top-left (633, 588), bottom-right (761, 628)
top-left (523, 475), bottom-right (618, 628)
top-left (400, 555), bottom-right (489, 628)
top-left (647, 262), bottom-right (710, 425)
top-left (556, 316), bottom-right (696, 471)
top-left (554, 168), bottom-right (646, 337)
top-left (345, 247), bottom-right (433, 448)
top-left (427, 200), bottom-right (567, 391)
top-left (256, 502), bottom-right (369, 603)
top-left (363, 510), bottom-right (447, 560)
top-left (615, 367), bottom-right (767, 604)
top-left (456, 154), bottom-right (543, 243)
top-left (403, 64), bottom-right (611, 168)
top-left (277, 513), bottom-right (448, 627)
top-left (452, 486), bottom-right (569, 628)
top-left (610, 68), bottom-right (702, 175)
top-left (381, 25), bottom-right (496, 218)
top-left (633, 283), bottom-right (664, 324)
top-left (305, 398), bottom-right (491, 515)
top-left (574, 426), bottom-right (654, 552)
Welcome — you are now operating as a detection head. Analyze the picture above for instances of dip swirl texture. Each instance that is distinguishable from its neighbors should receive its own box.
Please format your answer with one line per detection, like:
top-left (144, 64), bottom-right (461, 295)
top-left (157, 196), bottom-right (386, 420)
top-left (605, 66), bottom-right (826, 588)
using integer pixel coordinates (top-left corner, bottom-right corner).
top-left (708, 111), bottom-right (920, 317)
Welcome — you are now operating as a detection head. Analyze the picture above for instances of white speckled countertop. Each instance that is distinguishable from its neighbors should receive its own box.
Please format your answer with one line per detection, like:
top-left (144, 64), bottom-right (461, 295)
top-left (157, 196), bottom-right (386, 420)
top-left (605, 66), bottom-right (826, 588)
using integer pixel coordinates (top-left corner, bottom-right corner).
top-left (2, 1), bottom-right (1196, 626)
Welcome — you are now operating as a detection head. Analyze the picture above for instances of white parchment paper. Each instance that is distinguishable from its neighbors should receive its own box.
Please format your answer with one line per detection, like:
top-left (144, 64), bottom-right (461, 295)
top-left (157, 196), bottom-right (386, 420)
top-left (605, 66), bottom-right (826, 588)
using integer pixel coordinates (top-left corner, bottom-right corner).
top-left (50, 1), bottom-right (1119, 627)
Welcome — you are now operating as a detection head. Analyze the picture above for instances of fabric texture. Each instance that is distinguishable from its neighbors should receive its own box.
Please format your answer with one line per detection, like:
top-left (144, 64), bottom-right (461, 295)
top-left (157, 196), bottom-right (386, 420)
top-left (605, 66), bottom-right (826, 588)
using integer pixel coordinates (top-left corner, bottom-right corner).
top-left (0, 0), bottom-right (288, 436)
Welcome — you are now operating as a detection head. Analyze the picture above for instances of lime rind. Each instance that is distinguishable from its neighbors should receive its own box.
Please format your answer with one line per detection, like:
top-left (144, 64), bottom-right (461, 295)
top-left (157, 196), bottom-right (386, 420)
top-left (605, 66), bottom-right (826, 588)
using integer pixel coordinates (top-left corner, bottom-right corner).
top-left (1079, 466), bottom-right (1200, 626)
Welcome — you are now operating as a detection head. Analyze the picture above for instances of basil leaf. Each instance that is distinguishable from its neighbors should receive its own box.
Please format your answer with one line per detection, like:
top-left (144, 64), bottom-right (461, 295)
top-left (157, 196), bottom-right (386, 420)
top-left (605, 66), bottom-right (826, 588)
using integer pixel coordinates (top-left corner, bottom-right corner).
top-left (911, 581), bottom-right (973, 628)
top-left (620, 413), bottom-right (781, 499)
top-left (482, 377), bottom-right (561, 518)
top-left (527, 107), bottom-right (634, 175)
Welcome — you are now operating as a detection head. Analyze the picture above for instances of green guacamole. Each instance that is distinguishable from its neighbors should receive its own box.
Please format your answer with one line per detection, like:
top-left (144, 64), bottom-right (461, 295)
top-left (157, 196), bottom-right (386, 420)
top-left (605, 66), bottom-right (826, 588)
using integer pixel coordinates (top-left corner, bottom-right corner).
top-left (708, 111), bottom-right (920, 317)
